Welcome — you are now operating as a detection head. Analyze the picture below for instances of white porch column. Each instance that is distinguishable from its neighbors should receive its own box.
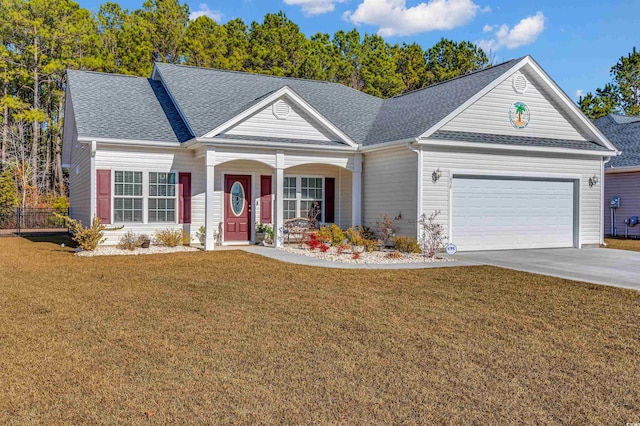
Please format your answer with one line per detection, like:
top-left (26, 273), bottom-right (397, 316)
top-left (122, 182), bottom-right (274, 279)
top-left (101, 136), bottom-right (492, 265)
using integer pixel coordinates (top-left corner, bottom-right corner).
top-left (352, 153), bottom-right (362, 227)
top-left (274, 150), bottom-right (285, 248)
top-left (205, 147), bottom-right (216, 251)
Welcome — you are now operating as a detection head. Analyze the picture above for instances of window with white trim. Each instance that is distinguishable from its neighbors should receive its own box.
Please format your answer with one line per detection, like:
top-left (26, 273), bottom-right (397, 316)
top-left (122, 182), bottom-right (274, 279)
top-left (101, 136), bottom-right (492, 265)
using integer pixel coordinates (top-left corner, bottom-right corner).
top-left (300, 177), bottom-right (323, 220)
top-left (114, 171), bottom-right (143, 223)
top-left (283, 177), bottom-right (297, 220)
top-left (148, 172), bottom-right (177, 222)
top-left (283, 176), bottom-right (324, 221)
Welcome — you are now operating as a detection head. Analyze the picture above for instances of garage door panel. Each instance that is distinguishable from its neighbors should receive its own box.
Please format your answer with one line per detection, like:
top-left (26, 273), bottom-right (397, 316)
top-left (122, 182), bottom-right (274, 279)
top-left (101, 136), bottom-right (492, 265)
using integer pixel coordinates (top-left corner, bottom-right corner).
top-left (452, 177), bottom-right (574, 251)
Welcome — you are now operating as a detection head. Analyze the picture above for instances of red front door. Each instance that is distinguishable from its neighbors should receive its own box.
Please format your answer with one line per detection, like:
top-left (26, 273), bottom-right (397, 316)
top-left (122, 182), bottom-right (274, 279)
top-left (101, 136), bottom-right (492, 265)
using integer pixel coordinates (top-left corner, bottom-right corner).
top-left (224, 175), bottom-right (251, 241)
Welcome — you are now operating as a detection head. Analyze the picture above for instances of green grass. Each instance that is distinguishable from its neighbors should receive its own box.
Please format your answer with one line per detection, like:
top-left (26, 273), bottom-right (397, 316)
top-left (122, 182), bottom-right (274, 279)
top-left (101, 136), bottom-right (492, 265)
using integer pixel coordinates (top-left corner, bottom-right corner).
top-left (0, 236), bottom-right (638, 424)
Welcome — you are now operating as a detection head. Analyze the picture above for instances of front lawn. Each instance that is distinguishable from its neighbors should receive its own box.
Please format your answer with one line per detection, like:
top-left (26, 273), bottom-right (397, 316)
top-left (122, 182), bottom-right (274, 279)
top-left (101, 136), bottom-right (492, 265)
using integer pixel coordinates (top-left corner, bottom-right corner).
top-left (0, 236), bottom-right (638, 424)
top-left (605, 237), bottom-right (640, 252)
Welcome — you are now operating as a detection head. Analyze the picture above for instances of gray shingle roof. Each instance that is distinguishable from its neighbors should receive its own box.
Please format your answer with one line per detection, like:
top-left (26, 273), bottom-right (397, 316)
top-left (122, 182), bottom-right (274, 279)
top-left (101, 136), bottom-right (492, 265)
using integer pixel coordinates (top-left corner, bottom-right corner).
top-left (594, 114), bottom-right (640, 168)
top-left (429, 130), bottom-right (610, 151)
top-left (66, 56), bottom-right (612, 154)
top-left (363, 58), bottom-right (523, 146)
top-left (154, 63), bottom-right (383, 143)
top-left (66, 70), bottom-right (192, 143)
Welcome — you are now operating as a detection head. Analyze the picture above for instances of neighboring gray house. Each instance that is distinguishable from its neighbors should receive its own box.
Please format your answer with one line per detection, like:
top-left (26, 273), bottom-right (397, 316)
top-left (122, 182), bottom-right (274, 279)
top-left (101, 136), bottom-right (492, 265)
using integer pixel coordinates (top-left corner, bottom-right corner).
top-left (594, 114), bottom-right (640, 236)
top-left (63, 56), bottom-right (618, 251)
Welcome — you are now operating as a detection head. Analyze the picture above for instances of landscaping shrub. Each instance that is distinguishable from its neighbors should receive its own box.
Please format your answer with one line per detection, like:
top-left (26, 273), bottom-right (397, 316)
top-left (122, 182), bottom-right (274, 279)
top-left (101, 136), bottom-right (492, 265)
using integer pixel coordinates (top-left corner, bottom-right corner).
top-left (154, 229), bottom-right (187, 247)
top-left (54, 214), bottom-right (112, 251)
top-left (305, 233), bottom-right (323, 250)
top-left (375, 214), bottom-right (399, 245)
top-left (316, 224), bottom-right (345, 246)
top-left (319, 244), bottom-right (330, 253)
top-left (392, 236), bottom-right (421, 253)
top-left (346, 226), bottom-right (378, 252)
top-left (418, 211), bottom-right (447, 258)
top-left (352, 252), bottom-right (361, 259)
top-left (117, 231), bottom-right (145, 251)
top-left (385, 250), bottom-right (402, 259)
top-left (336, 243), bottom-right (350, 254)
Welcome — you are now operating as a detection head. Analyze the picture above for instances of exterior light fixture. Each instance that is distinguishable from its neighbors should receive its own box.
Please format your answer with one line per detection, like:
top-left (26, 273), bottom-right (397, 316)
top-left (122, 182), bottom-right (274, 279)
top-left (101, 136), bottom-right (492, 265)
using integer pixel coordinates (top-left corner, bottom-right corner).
top-left (589, 174), bottom-right (599, 188)
top-left (432, 168), bottom-right (442, 183)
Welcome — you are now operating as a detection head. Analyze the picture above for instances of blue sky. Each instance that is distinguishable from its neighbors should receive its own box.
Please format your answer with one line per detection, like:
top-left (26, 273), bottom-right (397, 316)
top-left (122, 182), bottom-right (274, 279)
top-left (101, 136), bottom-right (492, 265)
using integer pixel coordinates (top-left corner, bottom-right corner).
top-left (77, 0), bottom-right (640, 102)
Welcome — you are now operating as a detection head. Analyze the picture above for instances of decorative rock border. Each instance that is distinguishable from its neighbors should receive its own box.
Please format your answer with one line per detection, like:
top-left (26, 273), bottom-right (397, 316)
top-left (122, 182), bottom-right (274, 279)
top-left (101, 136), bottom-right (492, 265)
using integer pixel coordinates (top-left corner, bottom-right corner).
top-left (76, 245), bottom-right (199, 257)
top-left (281, 246), bottom-right (451, 264)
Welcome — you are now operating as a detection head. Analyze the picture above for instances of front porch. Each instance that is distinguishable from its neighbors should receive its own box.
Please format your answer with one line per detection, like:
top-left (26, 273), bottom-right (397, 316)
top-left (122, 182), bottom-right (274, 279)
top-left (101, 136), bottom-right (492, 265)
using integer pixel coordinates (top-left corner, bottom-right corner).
top-left (201, 147), bottom-right (362, 250)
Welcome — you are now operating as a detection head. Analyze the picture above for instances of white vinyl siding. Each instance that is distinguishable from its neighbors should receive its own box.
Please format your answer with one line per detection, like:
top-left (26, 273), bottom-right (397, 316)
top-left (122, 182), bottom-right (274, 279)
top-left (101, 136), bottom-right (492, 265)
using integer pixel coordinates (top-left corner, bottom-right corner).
top-left (94, 147), bottom-right (205, 244)
top-left (362, 146), bottom-right (417, 237)
top-left (442, 70), bottom-right (588, 142)
top-left (420, 147), bottom-right (603, 247)
top-left (68, 137), bottom-right (91, 226)
top-left (604, 172), bottom-right (640, 236)
top-left (223, 99), bottom-right (336, 142)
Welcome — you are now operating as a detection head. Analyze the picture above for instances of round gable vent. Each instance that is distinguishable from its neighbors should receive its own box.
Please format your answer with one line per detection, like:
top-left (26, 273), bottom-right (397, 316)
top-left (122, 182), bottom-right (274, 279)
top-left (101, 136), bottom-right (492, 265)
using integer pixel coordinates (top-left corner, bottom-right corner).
top-left (512, 74), bottom-right (528, 94)
top-left (272, 100), bottom-right (291, 120)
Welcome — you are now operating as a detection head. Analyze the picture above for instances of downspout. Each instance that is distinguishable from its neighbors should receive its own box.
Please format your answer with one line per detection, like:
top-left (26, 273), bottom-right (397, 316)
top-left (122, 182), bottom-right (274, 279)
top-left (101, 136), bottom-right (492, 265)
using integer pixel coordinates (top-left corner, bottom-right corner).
top-left (601, 156), bottom-right (612, 246)
top-left (407, 140), bottom-right (422, 239)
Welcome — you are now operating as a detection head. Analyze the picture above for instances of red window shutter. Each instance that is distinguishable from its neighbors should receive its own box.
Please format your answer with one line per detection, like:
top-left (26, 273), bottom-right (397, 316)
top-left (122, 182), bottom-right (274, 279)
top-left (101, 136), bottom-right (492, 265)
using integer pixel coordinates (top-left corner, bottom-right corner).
top-left (260, 175), bottom-right (272, 223)
top-left (325, 177), bottom-right (335, 223)
top-left (179, 173), bottom-right (192, 224)
top-left (96, 170), bottom-right (111, 224)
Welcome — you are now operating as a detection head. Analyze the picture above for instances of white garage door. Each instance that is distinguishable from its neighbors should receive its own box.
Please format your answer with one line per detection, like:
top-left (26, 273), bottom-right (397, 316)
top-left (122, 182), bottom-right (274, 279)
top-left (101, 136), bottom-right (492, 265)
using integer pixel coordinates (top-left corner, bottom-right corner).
top-left (452, 177), bottom-right (575, 251)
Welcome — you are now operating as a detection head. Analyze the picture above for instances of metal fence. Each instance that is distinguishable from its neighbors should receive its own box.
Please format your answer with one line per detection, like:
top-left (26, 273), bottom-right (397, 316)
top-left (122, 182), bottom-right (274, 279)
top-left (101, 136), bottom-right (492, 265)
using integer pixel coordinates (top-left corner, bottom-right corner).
top-left (0, 208), bottom-right (69, 234)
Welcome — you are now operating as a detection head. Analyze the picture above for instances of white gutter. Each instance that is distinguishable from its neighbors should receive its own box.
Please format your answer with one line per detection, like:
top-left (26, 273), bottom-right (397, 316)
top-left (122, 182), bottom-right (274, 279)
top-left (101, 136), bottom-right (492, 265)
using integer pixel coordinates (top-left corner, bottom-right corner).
top-left (193, 137), bottom-right (358, 152)
top-left (601, 156), bottom-right (612, 246)
top-left (421, 139), bottom-right (618, 157)
top-left (359, 138), bottom-right (420, 152)
top-left (406, 141), bottom-right (423, 239)
top-left (77, 136), bottom-right (185, 148)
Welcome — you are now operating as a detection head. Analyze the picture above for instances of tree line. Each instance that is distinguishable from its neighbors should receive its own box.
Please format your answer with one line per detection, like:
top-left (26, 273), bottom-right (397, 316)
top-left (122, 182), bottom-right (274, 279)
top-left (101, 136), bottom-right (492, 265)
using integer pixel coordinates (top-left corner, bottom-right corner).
top-left (579, 47), bottom-right (640, 119)
top-left (0, 0), bottom-right (490, 210)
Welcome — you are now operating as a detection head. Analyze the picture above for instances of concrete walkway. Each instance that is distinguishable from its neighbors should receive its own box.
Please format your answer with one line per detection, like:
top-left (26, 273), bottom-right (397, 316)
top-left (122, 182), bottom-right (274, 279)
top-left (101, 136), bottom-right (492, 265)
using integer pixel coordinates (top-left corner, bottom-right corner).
top-left (457, 247), bottom-right (640, 291)
top-left (241, 246), bottom-right (640, 291)
top-left (241, 246), bottom-right (475, 269)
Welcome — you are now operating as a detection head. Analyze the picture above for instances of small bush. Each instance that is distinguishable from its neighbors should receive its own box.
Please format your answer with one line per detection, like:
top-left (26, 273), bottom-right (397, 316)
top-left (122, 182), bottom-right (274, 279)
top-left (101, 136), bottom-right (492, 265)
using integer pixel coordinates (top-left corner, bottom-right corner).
top-left (385, 250), bottom-right (402, 259)
top-left (54, 214), bottom-right (115, 251)
top-left (392, 236), bottom-right (421, 253)
top-left (336, 243), bottom-right (350, 254)
top-left (319, 244), bottom-right (330, 253)
top-left (346, 226), bottom-right (378, 252)
top-left (352, 252), bottom-right (361, 260)
top-left (418, 211), bottom-right (447, 259)
top-left (154, 228), bottom-right (187, 247)
top-left (117, 231), bottom-right (144, 251)
top-left (316, 224), bottom-right (346, 246)
top-left (305, 233), bottom-right (323, 250)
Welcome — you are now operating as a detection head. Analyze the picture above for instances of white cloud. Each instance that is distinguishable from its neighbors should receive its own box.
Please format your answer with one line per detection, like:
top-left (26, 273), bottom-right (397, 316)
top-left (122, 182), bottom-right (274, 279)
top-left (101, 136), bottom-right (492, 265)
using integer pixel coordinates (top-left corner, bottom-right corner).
top-left (576, 89), bottom-right (584, 98)
top-left (283, 0), bottom-right (346, 15)
top-left (189, 3), bottom-right (223, 21)
top-left (344, 0), bottom-right (480, 37)
top-left (477, 12), bottom-right (545, 52)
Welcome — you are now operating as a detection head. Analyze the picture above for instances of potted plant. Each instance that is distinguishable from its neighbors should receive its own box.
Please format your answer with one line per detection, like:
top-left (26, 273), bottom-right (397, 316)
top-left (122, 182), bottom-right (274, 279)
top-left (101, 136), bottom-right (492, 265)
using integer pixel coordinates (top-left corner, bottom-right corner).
top-left (196, 226), bottom-right (206, 245)
top-left (255, 223), bottom-right (273, 245)
top-left (139, 234), bottom-right (151, 248)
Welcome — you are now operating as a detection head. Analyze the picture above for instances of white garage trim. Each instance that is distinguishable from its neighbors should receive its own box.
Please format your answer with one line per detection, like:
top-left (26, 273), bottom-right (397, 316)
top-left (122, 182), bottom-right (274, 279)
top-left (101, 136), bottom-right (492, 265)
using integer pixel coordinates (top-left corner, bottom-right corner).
top-left (447, 169), bottom-right (582, 250)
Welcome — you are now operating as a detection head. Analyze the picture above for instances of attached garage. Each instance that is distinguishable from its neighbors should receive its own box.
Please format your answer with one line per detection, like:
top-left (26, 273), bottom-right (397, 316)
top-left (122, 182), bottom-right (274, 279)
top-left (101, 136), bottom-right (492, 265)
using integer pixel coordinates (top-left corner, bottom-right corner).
top-left (451, 176), bottom-right (577, 251)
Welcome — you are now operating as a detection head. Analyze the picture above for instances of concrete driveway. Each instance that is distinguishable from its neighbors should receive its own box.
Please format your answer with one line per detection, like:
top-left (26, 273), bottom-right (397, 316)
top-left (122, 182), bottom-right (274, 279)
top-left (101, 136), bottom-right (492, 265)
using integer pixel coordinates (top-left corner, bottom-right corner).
top-left (457, 247), bottom-right (640, 291)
